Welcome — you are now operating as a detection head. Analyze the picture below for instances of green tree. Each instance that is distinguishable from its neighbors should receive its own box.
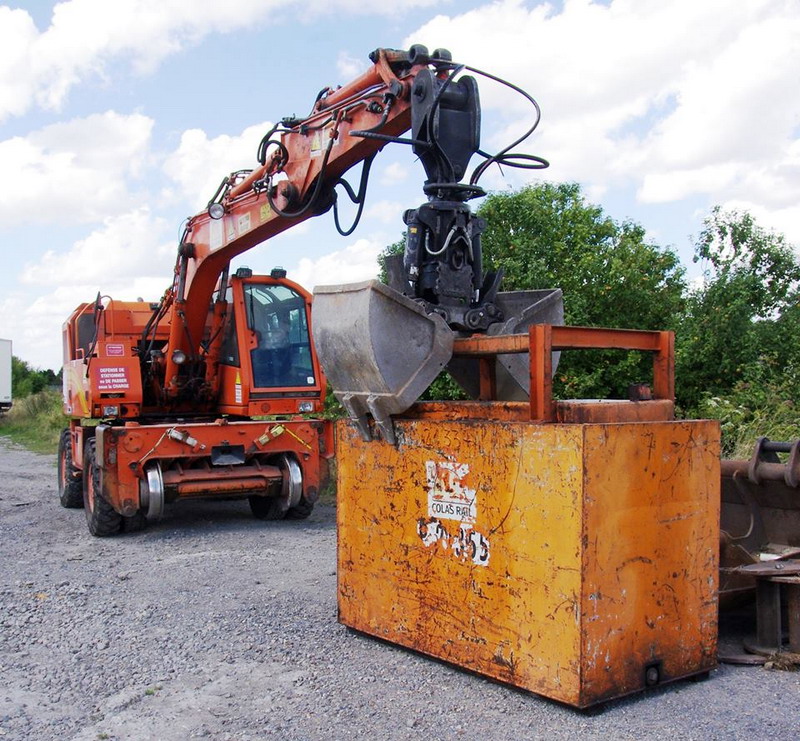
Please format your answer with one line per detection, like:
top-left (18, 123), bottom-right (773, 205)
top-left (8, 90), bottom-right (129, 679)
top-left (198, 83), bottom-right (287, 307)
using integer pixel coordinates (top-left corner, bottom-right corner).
top-left (676, 207), bottom-right (800, 413)
top-left (479, 183), bottom-right (686, 398)
top-left (11, 356), bottom-right (54, 399)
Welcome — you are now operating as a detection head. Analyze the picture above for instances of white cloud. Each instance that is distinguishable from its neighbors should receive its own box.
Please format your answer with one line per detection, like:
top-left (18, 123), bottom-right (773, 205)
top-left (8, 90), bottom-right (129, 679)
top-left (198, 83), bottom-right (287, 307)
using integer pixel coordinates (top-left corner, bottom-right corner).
top-left (406, 0), bottom-right (800, 240)
top-left (337, 51), bottom-right (367, 79)
top-left (379, 161), bottom-right (410, 186)
top-left (162, 121), bottom-right (273, 211)
top-left (0, 7), bottom-right (39, 120)
top-left (0, 111), bottom-right (153, 225)
top-left (22, 207), bottom-right (174, 289)
top-left (0, 0), bottom-right (440, 122)
top-left (290, 237), bottom-right (383, 291)
top-left (0, 208), bottom-right (175, 370)
top-left (364, 200), bottom-right (406, 224)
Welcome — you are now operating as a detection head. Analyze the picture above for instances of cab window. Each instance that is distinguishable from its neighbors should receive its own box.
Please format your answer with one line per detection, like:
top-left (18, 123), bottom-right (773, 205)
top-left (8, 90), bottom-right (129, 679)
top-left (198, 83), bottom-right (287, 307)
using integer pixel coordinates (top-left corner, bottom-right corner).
top-left (243, 283), bottom-right (315, 388)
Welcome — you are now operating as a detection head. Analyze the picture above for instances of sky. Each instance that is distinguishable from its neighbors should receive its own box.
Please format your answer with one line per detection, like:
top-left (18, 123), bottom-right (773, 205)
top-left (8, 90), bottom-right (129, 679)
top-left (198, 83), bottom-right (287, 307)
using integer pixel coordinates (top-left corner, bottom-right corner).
top-left (0, 0), bottom-right (798, 371)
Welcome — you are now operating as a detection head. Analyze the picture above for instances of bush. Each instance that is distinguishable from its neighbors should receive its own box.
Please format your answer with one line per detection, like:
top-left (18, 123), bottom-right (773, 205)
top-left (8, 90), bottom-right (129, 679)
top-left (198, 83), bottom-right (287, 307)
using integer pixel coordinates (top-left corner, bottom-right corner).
top-left (0, 390), bottom-right (66, 454)
top-left (697, 360), bottom-right (799, 458)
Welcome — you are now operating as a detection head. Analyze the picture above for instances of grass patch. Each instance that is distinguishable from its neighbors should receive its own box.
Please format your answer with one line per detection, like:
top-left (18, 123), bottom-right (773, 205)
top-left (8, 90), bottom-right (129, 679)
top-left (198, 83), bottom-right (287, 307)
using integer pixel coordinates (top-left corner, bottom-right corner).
top-left (696, 364), bottom-right (800, 459)
top-left (0, 390), bottom-right (65, 454)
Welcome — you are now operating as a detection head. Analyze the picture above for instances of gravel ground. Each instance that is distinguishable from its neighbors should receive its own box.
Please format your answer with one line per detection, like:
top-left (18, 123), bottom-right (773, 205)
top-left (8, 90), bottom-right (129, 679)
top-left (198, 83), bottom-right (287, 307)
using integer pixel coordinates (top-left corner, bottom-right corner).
top-left (1, 436), bottom-right (798, 741)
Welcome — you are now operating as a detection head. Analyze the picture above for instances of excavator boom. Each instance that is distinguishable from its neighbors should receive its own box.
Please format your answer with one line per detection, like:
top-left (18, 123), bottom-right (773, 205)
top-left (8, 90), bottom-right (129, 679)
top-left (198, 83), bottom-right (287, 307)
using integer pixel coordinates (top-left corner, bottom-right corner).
top-left (159, 44), bottom-right (558, 425)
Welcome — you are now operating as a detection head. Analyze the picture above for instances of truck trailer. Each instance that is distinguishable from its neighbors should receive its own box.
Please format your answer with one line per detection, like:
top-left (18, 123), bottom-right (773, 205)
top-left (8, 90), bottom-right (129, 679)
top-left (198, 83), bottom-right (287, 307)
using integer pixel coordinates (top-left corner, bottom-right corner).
top-left (0, 339), bottom-right (12, 413)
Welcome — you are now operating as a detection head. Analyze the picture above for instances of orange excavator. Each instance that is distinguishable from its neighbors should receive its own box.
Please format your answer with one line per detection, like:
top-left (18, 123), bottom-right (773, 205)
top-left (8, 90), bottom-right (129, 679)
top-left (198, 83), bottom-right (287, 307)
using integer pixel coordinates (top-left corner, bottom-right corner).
top-left (57, 45), bottom-right (556, 535)
top-left (55, 45), bottom-right (722, 707)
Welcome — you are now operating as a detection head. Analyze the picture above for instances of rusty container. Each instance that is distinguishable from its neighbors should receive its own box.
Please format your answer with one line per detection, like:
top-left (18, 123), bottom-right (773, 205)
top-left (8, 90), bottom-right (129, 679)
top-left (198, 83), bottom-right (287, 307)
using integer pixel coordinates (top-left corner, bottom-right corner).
top-left (337, 412), bottom-right (720, 708)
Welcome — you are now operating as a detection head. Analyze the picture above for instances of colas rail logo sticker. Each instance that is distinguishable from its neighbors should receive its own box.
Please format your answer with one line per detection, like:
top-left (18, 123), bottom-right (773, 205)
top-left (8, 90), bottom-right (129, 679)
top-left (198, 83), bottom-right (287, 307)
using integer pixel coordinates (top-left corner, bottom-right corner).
top-left (418, 461), bottom-right (490, 567)
top-left (425, 461), bottom-right (476, 523)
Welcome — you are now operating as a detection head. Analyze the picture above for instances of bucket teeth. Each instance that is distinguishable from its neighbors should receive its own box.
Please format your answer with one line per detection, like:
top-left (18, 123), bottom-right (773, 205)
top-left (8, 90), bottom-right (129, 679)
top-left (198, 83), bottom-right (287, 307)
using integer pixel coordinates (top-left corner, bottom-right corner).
top-left (312, 280), bottom-right (454, 443)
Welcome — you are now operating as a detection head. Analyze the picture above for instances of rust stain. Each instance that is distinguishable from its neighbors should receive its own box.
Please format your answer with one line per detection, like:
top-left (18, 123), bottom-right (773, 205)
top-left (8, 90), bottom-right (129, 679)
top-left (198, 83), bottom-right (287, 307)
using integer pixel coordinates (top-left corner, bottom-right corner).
top-left (337, 416), bottom-right (719, 708)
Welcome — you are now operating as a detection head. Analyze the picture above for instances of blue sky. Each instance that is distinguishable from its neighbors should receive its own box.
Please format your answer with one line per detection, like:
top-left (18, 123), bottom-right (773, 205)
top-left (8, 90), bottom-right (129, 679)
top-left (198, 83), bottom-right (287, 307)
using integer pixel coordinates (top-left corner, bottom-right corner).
top-left (1, 0), bottom-right (798, 370)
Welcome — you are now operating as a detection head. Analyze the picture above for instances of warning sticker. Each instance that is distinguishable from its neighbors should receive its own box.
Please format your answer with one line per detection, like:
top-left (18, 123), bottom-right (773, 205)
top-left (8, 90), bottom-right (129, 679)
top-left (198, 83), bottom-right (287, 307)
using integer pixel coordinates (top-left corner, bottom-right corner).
top-left (310, 132), bottom-right (322, 157)
top-left (426, 461), bottom-right (477, 523)
top-left (105, 344), bottom-right (125, 357)
top-left (238, 213), bottom-right (251, 234)
top-left (210, 219), bottom-right (224, 249)
top-left (95, 366), bottom-right (130, 392)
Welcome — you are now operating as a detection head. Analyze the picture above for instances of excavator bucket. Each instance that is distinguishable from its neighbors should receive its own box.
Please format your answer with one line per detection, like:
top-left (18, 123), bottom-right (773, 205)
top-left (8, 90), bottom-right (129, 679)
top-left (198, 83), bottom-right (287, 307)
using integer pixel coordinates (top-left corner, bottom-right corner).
top-left (446, 288), bottom-right (564, 401)
top-left (312, 280), bottom-right (453, 444)
top-left (313, 281), bottom-right (565, 441)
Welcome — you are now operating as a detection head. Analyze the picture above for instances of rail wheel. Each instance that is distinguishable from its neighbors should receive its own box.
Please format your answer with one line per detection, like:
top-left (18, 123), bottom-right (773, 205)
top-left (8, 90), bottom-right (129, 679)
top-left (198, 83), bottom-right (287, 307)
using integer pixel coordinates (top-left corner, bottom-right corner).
top-left (82, 438), bottom-right (122, 537)
top-left (249, 454), bottom-right (311, 520)
top-left (57, 429), bottom-right (83, 509)
top-left (139, 461), bottom-right (164, 522)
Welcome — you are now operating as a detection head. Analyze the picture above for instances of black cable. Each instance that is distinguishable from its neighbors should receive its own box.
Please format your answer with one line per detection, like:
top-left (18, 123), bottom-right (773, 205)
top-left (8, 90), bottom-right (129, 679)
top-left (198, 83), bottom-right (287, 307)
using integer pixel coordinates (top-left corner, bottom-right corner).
top-left (427, 56), bottom-right (548, 185)
top-left (348, 129), bottom-right (432, 149)
top-left (257, 124), bottom-right (283, 165)
top-left (265, 129), bottom-right (336, 219)
top-left (333, 153), bottom-right (376, 236)
top-left (465, 63), bottom-right (545, 184)
top-left (476, 149), bottom-right (550, 171)
top-left (351, 96), bottom-right (394, 135)
top-left (425, 63), bottom-right (466, 183)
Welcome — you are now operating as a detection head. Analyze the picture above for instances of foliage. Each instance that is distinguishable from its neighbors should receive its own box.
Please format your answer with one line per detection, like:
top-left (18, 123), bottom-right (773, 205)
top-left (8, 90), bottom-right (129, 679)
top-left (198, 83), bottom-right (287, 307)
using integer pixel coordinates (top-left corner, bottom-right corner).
top-left (697, 360), bottom-right (799, 459)
top-left (479, 183), bottom-right (686, 398)
top-left (11, 356), bottom-right (60, 399)
top-left (677, 207), bottom-right (800, 414)
top-left (0, 390), bottom-right (65, 454)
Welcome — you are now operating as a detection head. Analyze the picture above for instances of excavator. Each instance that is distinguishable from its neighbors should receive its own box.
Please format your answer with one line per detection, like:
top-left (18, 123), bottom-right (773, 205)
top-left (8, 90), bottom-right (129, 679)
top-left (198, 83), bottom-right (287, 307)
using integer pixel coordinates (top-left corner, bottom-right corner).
top-left (57, 44), bottom-right (723, 707)
top-left (57, 45), bottom-right (558, 536)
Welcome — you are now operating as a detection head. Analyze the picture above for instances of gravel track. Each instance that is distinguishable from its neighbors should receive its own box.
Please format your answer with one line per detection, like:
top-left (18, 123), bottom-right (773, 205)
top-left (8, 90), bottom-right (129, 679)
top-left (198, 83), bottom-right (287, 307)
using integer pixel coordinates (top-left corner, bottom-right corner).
top-left (1, 436), bottom-right (798, 740)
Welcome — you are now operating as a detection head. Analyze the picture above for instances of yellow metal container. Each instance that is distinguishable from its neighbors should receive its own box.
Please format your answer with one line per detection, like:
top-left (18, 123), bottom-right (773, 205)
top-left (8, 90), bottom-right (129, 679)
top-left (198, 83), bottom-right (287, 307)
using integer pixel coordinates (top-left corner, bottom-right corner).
top-left (337, 412), bottom-right (720, 708)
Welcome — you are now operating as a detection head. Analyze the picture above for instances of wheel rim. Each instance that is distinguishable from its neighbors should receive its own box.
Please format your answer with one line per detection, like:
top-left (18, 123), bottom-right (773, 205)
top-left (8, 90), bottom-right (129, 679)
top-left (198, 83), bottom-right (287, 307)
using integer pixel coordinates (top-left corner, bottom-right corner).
top-left (141, 461), bottom-right (164, 521)
top-left (280, 454), bottom-right (303, 510)
top-left (59, 448), bottom-right (66, 492)
top-left (86, 459), bottom-right (96, 511)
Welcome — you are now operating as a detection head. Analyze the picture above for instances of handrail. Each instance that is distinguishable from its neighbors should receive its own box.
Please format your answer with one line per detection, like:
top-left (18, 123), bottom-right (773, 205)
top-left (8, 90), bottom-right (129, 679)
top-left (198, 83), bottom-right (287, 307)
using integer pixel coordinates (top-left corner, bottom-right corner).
top-left (451, 325), bottom-right (675, 422)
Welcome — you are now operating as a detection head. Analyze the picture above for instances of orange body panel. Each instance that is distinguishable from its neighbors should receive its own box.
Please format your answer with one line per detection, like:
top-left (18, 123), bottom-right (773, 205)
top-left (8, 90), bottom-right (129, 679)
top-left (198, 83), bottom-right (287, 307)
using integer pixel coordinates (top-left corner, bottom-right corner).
top-left (97, 417), bottom-right (330, 516)
top-left (337, 412), bottom-right (720, 708)
top-left (62, 300), bottom-right (168, 419)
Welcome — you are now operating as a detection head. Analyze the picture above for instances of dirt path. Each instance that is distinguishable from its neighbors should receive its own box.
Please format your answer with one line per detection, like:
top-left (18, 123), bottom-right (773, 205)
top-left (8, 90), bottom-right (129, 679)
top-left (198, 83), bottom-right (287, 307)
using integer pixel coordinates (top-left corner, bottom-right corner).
top-left (0, 437), bottom-right (797, 740)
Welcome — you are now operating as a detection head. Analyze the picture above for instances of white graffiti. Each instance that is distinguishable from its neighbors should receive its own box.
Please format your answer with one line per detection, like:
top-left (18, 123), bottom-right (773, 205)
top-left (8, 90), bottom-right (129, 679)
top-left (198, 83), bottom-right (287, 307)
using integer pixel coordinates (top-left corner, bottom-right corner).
top-left (416, 517), bottom-right (490, 567)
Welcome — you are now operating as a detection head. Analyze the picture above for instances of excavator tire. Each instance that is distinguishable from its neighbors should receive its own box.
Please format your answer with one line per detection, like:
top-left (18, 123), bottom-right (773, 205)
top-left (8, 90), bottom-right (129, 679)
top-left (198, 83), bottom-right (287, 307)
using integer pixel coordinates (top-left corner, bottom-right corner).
top-left (248, 495), bottom-right (288, 521)
top-left (122, 511), bottom-right (148, 533)
top-left (285, 498), bottom-right (314, 520)
top-left (82, 438), bottom-right (122, 537)
top-left (57, 429), bottom-right (83, 509)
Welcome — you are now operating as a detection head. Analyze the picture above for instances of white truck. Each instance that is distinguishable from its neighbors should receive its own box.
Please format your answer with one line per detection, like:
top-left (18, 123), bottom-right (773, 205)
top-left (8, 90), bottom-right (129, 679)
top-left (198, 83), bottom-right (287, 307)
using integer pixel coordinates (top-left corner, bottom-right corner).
top-left (0, 338), bottom-right (12, 413)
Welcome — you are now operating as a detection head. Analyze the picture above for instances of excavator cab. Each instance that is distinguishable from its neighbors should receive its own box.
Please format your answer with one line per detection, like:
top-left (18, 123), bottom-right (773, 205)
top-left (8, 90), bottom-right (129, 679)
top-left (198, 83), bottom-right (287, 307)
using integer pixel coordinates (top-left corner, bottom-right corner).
top-left (217, 270), bottom-right (326, 417)
top-left (244, 283), bottom-right (316, 390)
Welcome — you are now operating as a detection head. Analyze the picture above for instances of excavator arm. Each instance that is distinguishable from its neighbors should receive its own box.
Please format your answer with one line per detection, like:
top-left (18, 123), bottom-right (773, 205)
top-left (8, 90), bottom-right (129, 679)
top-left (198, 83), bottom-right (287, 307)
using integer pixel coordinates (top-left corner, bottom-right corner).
top-left (153, 45), bottom-right (561, 440)
top-left (160, 46), bottom-right (435, 398)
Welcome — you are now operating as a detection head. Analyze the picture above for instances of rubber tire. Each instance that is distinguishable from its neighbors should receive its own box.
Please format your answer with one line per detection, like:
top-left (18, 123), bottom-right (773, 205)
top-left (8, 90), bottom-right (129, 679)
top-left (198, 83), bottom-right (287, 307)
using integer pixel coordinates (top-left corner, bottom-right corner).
top-left (57, 429), bottom-right (83, 509)
top-left (82, 438), bottom-right (122, 537)
top-left (122, 510), bottom-right (148, 533)
top-left (248, 495), bottom-right (289, 521)
top-left (285, 498), bottom-right (314, 520)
